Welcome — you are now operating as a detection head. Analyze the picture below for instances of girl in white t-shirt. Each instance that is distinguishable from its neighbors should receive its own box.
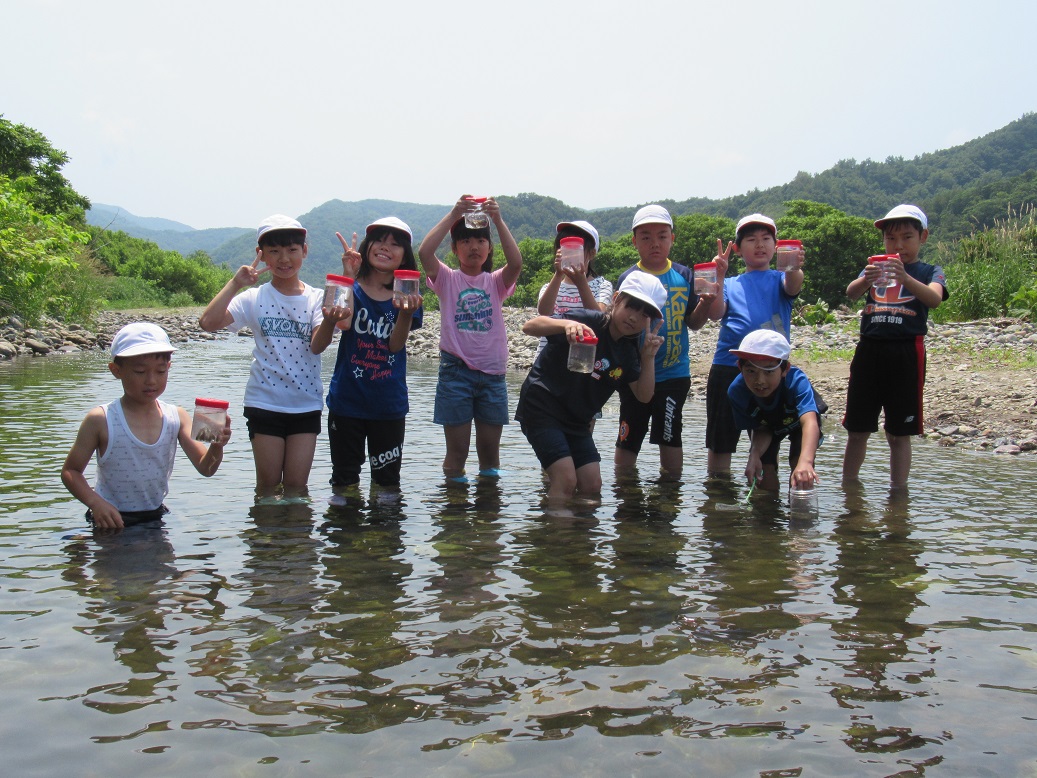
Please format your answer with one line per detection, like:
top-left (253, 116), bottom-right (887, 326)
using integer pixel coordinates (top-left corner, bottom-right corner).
top-left (418, 196), bottom-right (523, 482)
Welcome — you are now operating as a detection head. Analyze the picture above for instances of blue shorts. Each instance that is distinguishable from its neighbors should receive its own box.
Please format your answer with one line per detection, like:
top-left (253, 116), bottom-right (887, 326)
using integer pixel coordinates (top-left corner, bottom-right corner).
top-left (521, 424), bottom-right (601, 470)
top-left (433, 351), bottom-right (510, 427)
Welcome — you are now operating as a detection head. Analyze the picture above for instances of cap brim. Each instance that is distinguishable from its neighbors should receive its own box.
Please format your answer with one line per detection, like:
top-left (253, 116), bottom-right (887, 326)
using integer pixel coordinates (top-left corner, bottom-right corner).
top-left (730, 350), bottom-right (783, 365)
top-left (115, 345), bottom-right (177, 357)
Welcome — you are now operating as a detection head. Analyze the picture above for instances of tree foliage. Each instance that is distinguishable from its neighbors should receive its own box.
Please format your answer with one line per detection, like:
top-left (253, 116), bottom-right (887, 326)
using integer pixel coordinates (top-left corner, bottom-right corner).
top-left (0, 115), bottom-right (90, 217)
top-left (0, 175), bottom-right (91, 322)
top-left (775, 200), bottom-right (883, 306)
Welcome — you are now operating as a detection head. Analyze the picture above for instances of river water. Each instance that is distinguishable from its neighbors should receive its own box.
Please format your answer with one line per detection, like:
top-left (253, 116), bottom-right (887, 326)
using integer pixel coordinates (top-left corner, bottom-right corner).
top-left (2, 336), bottom-right (1036, 775)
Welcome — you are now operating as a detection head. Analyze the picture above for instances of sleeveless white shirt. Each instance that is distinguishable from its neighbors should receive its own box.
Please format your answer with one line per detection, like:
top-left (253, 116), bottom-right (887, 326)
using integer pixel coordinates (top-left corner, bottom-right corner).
top-left (94, 399), bottom-right (180, 512)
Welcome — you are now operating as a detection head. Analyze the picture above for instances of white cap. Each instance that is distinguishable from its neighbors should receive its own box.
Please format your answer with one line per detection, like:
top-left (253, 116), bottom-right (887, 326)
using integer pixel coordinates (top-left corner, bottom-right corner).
top-left (618, 270), bottom-right (667, 318)
top-left (875, 204), bottom-right (928, 231)
top-left (257, 214), bottom-right (306, 241)
top-left (631, 204), bottom-right (673, 230)
top-left (735, 213), bottom-right (777, 239)
top-left (556, 220), bottom-right (600, 251)
top-left (730, 329), bottom-right (790, 365)
top-left (110, 322), bottom-right (176, 358)
top-left (366, 216), bottom-right (413, 242)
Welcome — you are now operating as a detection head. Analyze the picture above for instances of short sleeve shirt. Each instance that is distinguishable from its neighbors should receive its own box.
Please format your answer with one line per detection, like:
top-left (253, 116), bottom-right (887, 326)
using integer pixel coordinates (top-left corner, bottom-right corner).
top-left (227, 282), bottom-right (325, 413)
top-left (617, 260), bottom-right (698, 382)
top-left (857, 261), bottom-right (948, 339)
top-left (427, 262), bottom-right (516, 375)
top-left (714, 270), bottom-right (796, 367)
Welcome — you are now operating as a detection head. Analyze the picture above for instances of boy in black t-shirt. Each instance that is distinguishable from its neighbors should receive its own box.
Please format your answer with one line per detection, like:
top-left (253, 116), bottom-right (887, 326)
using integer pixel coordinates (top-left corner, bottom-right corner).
top-left (517, 271), bottom-right (665, 503)
top-left (842, 205), bottom-right (948, 489)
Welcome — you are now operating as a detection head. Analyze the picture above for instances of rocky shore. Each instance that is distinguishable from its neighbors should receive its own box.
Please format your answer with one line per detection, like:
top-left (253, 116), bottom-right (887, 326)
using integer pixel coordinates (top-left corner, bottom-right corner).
top-left (3, 307), bottom-right (1036, 455)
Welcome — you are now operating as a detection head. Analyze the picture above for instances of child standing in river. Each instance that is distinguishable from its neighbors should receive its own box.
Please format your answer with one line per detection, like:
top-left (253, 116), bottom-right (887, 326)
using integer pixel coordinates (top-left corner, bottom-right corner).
top-left (199, 214), bottom-right (324, 496)
top-left (312, 217), bottom-right (423, 489)
top-left (418, 195), bottom-right (523, 482)
top-left (61, 322), bottom-right (231, 530)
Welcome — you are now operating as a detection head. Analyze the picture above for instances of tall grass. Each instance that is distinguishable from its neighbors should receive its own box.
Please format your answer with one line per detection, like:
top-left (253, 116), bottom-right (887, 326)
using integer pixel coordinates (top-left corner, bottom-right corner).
top-left (931, 204), bottom-right (1037, 322)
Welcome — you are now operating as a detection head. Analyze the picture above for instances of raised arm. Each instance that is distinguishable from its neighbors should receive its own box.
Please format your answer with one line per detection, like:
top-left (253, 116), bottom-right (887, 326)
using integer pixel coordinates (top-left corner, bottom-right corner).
top-left (199, 254), bottom-right (268, 331)
top-left (629, 319), bottom-right (664, 402)
top-left (706, 239), bottom-right (734, 321)
top-left (418, 195), bottom-right (474, 284)
top-left (484, 198), bottom-right (523, 289)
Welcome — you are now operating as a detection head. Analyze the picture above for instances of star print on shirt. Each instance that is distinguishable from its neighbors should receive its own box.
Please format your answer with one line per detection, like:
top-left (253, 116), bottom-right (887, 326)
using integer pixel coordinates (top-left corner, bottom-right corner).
top-left (387, 354), bottom-right (396, 366)
top-left (353, 367), bottom-right (365, 379)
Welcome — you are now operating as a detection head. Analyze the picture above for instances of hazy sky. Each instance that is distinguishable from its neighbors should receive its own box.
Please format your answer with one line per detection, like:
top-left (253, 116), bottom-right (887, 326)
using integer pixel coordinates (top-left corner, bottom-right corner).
top-left (4, 0), bottom-right (1036, 229)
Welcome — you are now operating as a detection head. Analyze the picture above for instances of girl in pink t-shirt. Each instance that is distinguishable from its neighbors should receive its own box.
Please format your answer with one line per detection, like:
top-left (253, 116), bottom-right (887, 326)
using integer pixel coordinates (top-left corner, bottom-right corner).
top-left (418, 195), bottom-right (523, 482)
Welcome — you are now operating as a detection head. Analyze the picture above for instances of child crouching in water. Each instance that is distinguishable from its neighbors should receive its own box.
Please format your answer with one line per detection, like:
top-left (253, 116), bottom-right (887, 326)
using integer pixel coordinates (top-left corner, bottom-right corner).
top-left (516, 271), bottom-right (666, 503)
top-left (61, 323), bottom-right (232, 530)
top-left (419, 195), bottom-right (523, 482)
top-left (727, 330), bottom-right (825, 493)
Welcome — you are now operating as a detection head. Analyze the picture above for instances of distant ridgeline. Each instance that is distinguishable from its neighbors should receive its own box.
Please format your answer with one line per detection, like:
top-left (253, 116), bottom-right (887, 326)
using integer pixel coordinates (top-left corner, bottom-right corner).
top-left (87, 112), bottom-right (1037, 287)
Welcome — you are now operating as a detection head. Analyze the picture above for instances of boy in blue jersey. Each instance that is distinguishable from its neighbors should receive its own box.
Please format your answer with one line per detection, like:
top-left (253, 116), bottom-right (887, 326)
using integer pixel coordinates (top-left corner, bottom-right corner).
top-left (704, 213), bottom-right (805, 476)
top-left (842, 204), bottom-right (948, 489)
top-left (728, 330), bottom-right (823, 492)
top-left (615, 204), bottom-right (715, 479)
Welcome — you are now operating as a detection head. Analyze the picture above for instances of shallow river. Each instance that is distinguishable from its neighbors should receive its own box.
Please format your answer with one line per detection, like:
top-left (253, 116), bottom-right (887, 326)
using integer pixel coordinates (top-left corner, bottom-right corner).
top-left (2, 336), bottom-right (1036, 775)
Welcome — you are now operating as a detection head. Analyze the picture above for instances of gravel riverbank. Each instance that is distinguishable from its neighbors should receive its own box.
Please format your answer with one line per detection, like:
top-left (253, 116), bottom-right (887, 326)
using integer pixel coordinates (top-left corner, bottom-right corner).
top-left (3, 307), bottom-right (1036, 455)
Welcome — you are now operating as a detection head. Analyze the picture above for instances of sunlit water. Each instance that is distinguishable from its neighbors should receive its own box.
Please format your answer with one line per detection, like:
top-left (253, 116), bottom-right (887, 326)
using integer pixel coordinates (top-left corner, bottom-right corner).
top-left (2, 336), bottom-right (1036, 775)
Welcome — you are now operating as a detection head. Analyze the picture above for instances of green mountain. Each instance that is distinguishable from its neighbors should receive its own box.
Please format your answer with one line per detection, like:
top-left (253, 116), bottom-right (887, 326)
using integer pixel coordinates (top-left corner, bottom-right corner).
top-left (87, 112), bottom-right (1037, 286)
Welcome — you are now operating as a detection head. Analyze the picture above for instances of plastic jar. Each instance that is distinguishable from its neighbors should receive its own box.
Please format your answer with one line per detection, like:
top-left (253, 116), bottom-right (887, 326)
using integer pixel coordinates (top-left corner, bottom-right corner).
top-left (868, 255), bottom-right (897, 292)
top-left (788, 486), bottom-right (819, 518)
top-left (324, 274), bottom-right (354, 312)
top-left (464, 197), bottom-right (489, 229)
top-left (693, 262), bottom-right (718, 294)
top-left (559, 236), bottom-right (585, 273)
top-left (775, 239), bottom-right (803, 271)
top-left (393, 269), bottom-right (421, 307)
top-left (192, 398), bottom-right (229, 443)
top-left (567, 333), bottom-right (598, 374)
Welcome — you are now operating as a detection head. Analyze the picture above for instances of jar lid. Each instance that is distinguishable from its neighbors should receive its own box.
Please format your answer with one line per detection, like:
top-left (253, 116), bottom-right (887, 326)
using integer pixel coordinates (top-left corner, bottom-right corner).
top-left (394, 269), bottom-right (421, 279)
top-left (694, 262), bottom-right (717, 271)
top-left (195, 397), bottom-right (230, 409)
top-left (559, 236), bottom-right (584, 248)
top-left (578, 334), bottom-right (599, 345)
top-left (867, 254), bottom-right (898, 262)
top-left (326, 274), bottom-right (355, 285)
top-left (776, 239), bottom-right (803, 248)
top-left (466, 196), bottom-right (488, 204)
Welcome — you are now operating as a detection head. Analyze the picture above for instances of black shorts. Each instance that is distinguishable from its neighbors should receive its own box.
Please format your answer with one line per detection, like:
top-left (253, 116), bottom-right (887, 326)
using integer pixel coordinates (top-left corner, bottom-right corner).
top-left (521, 423), bottom-right (600, 471)
top-left (616, 376), bottom-right (690, 453)
top-left (243, 407), bottom-right (322, 440)
top-left (705, 364), bottom-right (743, 453)
top-left (843, 337), bottom-right (926, 436)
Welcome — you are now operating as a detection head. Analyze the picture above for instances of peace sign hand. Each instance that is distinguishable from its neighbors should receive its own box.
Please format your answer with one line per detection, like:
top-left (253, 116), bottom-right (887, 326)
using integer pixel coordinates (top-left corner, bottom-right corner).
top-left (233, 253), bottom-right (271, 289)
top-left (640, 318), bottom-right (664, 359)
top-left (336, 231), bottom-right (362, 278)
top-left (714, 238), bottom-right (735, 277)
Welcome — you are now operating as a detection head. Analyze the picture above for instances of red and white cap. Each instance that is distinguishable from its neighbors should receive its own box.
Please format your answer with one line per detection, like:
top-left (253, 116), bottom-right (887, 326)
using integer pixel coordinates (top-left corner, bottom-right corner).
top-left (730, 329), bottom-right (790, 366)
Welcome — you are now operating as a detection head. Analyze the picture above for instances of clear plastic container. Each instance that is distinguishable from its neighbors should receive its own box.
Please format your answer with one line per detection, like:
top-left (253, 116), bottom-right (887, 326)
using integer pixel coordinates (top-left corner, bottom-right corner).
top-left (324, 274), bottom-right (354, 312)
top-left (693, 261), bottom-right (718, 294)
top-left (788, 485), bottom-right (819, 518)
top-left (393, 269), bottom-right (420, 307)
top-left (567, 333), bottom-right (598, 374)
top-left (868, 254), bottom-right (897, 293)
top-left (192, 397), bottom-right (229, 443)
top-left (464, 197), bottom-right (489, 229)
top-left (775, 239), bottom-right (803, 272)
top-left (559, 236), bottom-right (585, 273)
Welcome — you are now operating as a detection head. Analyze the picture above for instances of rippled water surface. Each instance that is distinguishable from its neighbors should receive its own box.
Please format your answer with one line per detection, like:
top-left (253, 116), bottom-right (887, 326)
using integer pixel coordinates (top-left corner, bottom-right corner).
top-left (2, 337), bottom-right (1036, 775)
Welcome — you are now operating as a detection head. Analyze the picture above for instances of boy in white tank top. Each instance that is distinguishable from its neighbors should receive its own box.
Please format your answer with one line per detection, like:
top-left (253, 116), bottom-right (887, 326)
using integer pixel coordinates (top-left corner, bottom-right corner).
top-left (61, 322), bottom-right (231, 530)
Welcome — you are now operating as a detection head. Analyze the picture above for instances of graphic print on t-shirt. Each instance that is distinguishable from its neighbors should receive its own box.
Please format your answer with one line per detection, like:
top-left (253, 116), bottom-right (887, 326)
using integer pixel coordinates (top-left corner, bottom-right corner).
top-left (455, 288), bottom-right (493, 333)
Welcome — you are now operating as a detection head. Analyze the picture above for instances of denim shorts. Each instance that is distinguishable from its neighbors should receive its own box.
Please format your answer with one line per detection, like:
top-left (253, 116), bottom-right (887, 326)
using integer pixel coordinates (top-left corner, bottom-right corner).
top-left (433, 351), bottom-right (510, 427)
top-left (521, 424), bottom-right (601, 470)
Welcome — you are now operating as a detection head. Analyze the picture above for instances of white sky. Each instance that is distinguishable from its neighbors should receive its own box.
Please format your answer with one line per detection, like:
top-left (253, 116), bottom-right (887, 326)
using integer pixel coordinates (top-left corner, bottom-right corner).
top-left (4, 0), bottom-right (1036, 229)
